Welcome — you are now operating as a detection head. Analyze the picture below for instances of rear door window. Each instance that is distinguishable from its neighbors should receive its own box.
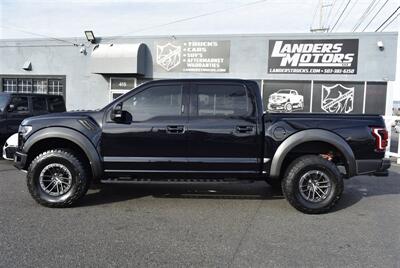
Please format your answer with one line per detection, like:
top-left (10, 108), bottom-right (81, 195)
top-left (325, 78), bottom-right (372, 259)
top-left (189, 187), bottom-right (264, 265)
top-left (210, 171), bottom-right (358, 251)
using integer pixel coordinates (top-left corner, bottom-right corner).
top-left (47, 96), bottom-right (65, 112)
top-left (196, 84), bottom-right (254, 117)
top-left (32, 96), bottom-right (47, 113)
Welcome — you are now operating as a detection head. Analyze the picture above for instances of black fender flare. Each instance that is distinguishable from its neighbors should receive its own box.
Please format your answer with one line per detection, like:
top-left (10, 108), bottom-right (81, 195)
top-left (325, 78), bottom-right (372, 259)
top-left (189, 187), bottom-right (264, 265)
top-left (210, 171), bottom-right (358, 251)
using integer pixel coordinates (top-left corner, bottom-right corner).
top-left (269, 129), bottom-right (356, 178)
top-left (23, 127), bottom-right (103, 180)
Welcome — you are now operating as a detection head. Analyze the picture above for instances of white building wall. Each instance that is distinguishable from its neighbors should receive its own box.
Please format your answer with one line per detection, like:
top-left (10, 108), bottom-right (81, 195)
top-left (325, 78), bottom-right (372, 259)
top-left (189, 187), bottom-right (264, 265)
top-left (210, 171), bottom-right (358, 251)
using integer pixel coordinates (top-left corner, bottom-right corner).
top-left (387, 33), bottom-right (400, 116)
top-left (0, 32), bottom-right (398, 111)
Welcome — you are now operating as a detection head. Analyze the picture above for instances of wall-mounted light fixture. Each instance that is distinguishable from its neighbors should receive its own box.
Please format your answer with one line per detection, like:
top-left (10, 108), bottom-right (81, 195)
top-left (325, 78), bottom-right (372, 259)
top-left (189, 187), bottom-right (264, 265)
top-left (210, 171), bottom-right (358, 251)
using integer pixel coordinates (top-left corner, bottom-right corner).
top-left (22, 61), bottom-right (32, 71)
top-left (85, 30), bottom-right (96, 44)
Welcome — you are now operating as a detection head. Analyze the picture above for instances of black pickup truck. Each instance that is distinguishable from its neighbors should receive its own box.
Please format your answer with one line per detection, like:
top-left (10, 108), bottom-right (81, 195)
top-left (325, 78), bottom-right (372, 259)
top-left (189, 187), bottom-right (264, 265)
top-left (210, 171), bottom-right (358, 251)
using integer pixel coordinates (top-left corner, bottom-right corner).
top-left (14, 79), bottom-right (390, 213)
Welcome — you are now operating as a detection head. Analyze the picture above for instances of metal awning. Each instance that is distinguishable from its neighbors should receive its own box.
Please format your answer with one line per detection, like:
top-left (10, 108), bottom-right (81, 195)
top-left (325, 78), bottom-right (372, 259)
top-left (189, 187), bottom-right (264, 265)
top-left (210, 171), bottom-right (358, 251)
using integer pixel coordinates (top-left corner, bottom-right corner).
top-left (90, 43), bottom-right (146, 75)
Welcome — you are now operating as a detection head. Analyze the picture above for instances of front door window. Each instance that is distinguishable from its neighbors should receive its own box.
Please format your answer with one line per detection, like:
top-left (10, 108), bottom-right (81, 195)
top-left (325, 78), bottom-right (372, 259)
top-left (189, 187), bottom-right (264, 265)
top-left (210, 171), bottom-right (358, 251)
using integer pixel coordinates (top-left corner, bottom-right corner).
top-left (9, 96), bottom-right (29, 114)
top-left (121, 85), bottom-right (183, 122)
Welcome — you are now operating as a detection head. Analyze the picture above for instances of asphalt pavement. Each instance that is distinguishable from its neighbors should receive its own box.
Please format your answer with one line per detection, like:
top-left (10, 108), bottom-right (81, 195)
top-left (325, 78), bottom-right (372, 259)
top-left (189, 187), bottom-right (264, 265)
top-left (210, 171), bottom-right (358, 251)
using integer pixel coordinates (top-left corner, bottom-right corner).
top-left (0, 160), bottom-right (399, 267)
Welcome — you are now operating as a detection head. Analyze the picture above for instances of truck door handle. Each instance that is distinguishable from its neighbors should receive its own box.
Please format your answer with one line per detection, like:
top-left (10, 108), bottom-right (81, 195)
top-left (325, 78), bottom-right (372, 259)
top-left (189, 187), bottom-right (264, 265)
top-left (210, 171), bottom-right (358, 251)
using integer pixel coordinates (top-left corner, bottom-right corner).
top-left (235, 125), bottom-right (254, 133)
top-left (166, 125), bottom-right (185, 134)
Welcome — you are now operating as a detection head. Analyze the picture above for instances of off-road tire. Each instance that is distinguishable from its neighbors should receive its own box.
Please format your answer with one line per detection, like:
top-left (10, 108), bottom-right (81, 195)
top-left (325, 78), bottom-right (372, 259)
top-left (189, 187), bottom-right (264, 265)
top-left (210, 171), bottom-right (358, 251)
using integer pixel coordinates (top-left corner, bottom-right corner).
top-left (27, 149), bottom-right (90, 208)
top-left (282, 155), bottom-right (343, 214)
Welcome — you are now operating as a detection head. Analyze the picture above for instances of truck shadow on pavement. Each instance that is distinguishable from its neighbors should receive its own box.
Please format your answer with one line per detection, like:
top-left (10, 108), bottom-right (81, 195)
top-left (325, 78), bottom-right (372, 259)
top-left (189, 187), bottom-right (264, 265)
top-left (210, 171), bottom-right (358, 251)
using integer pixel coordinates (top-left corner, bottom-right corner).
top-left (79, 181), bottom-right (284, 207)
top-left (78, 170), bottom-right (400, 212)
top-left (332, 170), bottom-right (400, 212)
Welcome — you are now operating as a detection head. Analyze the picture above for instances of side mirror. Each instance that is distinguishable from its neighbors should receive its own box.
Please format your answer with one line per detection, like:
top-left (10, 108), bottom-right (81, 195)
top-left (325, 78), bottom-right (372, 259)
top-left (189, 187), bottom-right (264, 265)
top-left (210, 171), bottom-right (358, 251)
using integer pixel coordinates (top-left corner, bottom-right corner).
top-left (111, 103), bottom-right (123, 121)
top-left (7, 104), bottom-right (15, 112)
top-left (111, 103), bottom-right (131, 123)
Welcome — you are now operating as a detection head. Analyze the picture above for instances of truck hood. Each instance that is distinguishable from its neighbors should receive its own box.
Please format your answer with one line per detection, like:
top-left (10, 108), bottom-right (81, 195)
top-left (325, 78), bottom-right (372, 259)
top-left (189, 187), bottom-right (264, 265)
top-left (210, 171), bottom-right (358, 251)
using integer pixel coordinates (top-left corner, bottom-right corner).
top-left (21, 110), bottom-right (99, 125)
top-left (21, 111), bottom-right (103, 129)
top-left (20, 109), bottom-right (104, 144)
top-left (269, 93), bottom-right (289, 103)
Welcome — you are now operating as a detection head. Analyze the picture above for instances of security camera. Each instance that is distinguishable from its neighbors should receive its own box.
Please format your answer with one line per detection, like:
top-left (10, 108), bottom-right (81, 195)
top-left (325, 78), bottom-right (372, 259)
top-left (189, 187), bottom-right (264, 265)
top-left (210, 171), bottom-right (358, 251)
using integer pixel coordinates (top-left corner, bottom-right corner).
top-left (80, 46), bottom-right (87, 54)
top-left (377, 41), bottom-right (384, 51)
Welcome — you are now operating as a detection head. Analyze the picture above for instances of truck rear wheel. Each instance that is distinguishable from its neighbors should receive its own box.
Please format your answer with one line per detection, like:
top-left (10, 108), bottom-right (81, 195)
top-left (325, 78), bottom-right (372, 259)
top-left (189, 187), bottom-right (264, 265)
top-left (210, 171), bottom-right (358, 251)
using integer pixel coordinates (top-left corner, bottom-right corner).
top-left (282, 155), bottom-right (343, 214)
top-left (27, 149), bottom-right (90, 208)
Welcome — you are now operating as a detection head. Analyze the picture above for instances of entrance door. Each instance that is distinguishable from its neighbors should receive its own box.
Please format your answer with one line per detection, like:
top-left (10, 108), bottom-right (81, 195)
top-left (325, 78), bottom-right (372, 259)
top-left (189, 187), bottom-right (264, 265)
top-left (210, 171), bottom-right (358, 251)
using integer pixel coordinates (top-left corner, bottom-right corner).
top-left (109, 77), bottom-right (137, 103)
top-left (110, 89), bottom-right (129, 102)
top-left (101, 81), bottom-right (189, 176)
top-left (186, 81), bottom-right (261, 176)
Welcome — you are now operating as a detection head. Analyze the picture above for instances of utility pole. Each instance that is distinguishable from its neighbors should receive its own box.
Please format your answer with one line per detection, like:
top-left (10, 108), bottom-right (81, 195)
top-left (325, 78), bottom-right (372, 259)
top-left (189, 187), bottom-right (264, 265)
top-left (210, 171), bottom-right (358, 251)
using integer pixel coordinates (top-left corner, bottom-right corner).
top-left (310, 0), bottom-right (332, 32)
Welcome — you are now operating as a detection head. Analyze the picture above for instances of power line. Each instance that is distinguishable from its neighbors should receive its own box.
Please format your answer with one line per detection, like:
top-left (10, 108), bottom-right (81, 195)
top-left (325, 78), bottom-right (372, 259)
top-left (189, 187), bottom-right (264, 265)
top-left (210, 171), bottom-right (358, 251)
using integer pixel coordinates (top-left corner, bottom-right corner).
top-left (352, 0), bottom-right (378, 31)
top-left (361, 0), bottom-right (389, 31)
top-left (0, 24), bottom-right (79, 46)
top-left (107, 0), bottom-right (267, 43)
top-left (330, 0), bottom-right (352, 32)
top-left (335, 0), bottom-right (359, 30)
top-left (375, 5), bottom-right (400, 31)
top-left (380, 12), bottom-right (400, 31)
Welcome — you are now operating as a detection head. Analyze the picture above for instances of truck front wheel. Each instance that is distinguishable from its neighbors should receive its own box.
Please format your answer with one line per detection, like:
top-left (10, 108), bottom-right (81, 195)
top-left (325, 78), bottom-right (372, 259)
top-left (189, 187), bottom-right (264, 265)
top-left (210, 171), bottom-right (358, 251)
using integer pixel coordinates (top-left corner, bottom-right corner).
top-left (27, 149), bottom-right (90, 208)
top-left (284, 103), bottom-right (293, 112)
top-left (282, 155), bottom-right (343, 214)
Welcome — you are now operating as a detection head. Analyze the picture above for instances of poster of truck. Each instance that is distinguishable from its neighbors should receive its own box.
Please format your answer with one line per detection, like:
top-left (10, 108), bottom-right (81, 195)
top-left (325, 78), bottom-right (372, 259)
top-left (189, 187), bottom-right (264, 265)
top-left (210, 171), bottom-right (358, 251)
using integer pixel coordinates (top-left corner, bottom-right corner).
top-left (267, 89), bottom-right (304, 112)
top-left (263, 80), bottom-right (311, 113)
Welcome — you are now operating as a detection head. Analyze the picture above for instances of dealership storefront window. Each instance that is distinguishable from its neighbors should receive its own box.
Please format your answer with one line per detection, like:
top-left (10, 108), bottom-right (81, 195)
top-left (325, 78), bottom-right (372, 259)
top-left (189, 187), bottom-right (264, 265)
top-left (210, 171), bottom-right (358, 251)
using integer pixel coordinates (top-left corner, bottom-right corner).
top-left (1, 76), bottom-right (65, 97)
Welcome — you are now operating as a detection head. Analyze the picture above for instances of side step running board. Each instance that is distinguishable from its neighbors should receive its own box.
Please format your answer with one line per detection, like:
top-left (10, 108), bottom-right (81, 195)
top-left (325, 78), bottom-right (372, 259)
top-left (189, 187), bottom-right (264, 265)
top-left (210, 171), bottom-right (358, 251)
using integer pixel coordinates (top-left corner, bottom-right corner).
top-left (100, 178), bottom-right (255, 184)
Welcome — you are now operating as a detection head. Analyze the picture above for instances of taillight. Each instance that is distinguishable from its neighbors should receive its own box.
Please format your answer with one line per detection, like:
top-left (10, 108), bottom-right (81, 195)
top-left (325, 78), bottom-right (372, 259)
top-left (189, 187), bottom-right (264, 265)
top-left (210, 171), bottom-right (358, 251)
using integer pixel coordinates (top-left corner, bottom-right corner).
top-left (371, 127), bottom-right (388, 151)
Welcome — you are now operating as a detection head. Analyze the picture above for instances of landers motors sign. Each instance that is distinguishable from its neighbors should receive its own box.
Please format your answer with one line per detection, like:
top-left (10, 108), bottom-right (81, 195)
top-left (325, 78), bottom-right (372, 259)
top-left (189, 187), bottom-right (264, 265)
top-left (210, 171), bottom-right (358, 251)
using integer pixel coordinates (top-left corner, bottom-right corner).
top-left (268, 39), bottom-right (358, 75)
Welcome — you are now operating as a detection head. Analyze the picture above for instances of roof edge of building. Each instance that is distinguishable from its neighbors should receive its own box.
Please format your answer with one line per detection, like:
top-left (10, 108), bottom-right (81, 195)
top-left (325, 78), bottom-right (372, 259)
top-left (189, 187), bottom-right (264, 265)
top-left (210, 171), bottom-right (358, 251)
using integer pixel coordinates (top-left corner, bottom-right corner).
top-left (0, 31), bottom-right (397, 45)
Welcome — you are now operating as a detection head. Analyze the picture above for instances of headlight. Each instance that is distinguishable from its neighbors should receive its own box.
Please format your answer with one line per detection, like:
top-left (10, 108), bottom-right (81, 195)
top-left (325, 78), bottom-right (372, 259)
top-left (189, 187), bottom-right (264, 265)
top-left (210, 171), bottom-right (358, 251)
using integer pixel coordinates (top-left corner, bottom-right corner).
top-left (18, 125), bottom-right (33, 137)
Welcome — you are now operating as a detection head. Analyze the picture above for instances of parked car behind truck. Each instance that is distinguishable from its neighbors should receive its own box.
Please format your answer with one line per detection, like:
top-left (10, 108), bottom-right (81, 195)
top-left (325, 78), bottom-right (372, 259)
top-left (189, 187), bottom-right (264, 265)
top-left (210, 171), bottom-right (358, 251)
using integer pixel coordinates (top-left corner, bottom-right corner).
top-left (13, 79), bottom-right (390, 213)
top-left (3, 133), bottom-right (18, 160)
top-left (0, 93), bottom-right (66, 158)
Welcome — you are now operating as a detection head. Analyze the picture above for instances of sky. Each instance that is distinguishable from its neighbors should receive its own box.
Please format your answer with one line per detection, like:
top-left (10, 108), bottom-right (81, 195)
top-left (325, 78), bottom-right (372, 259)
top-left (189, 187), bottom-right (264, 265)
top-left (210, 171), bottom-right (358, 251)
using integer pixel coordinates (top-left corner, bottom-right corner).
top-left (0, 0), bottom-right (398, 40)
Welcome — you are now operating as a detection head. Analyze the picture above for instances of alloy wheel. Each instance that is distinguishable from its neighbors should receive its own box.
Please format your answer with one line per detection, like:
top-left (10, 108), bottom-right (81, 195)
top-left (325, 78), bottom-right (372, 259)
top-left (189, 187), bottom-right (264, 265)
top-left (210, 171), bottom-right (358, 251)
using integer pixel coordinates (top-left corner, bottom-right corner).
top-left (298, 170), bottom-right (332, 203)
top-left (39, 163), bottom-right (73, 197)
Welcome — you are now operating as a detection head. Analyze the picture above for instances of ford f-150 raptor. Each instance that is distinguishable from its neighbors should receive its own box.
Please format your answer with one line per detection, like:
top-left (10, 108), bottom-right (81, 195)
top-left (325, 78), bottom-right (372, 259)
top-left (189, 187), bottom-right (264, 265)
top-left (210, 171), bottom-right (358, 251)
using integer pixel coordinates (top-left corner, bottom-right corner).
top-left (13, 79), bottom-right (390, 213)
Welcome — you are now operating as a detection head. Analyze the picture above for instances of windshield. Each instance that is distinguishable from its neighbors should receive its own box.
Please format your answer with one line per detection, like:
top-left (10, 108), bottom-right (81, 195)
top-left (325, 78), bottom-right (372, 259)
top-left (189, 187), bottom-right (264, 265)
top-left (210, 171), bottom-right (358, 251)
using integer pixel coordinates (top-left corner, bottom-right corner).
top-left (0, 95), bottom-right (9, 112)
top-left (277, 89), bottom-right (292, 94)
